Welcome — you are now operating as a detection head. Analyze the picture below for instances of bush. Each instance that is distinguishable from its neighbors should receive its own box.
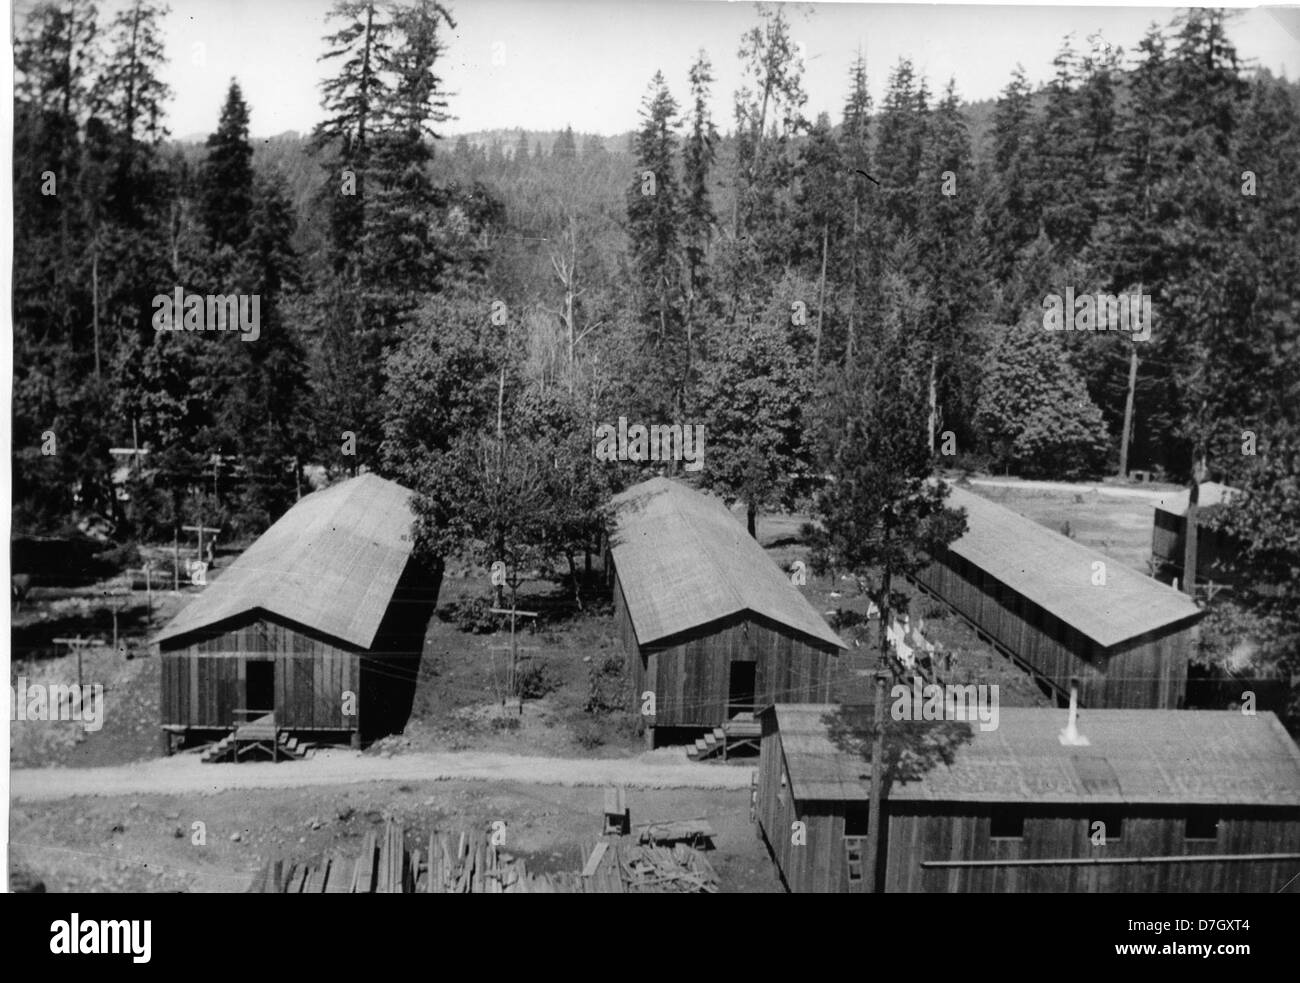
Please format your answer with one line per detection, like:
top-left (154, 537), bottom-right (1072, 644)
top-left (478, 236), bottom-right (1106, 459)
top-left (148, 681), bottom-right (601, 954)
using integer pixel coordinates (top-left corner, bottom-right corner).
top-left (573, 719), bottom-right (605, 749)
top-left (517, 658), bottom-right (559, 700)
top-left (437, 595), bottom-right (499, 634)
top-left (920, 601), bottom-right (948, 621)
top-left (585, 654), bottom-right (627, 715)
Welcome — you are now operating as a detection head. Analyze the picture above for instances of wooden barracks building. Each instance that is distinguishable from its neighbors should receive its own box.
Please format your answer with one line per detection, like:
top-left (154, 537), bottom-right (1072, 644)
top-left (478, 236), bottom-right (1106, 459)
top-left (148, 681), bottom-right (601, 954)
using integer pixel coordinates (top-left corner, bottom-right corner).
top-left (156, 473), bottom-right (439, 757)
top-left (609, 477), bottom-right (847, 755)
top-left (913, 485), bottom-right (1204, 709)
top-left (757, 703), bottom-right (1300, 893)
top-left (1150, 482), bottom-right (1245, 588)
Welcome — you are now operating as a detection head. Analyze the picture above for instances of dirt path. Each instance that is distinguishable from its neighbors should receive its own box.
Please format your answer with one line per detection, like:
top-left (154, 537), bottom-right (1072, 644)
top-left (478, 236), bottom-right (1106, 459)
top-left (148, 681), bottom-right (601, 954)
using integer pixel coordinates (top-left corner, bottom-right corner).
top-left (967, 477), bottom-right (1180, 502)
top-left (10, 748), bottom-right (755, 802)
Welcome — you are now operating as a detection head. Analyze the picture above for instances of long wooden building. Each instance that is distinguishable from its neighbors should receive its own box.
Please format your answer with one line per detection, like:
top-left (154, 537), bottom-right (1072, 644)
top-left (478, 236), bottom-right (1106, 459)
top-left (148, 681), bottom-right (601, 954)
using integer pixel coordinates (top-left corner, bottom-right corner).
top-left (156, 473), bottom-right (439, 753)
top-left (757, 703), bottom-right (1300, 893)
top-left (1151, 482), bottom-right (1244, 587)
top-left (609, 478), bottom-right (846, 753)
top-left (913, 485), bottom-right (1203, 709)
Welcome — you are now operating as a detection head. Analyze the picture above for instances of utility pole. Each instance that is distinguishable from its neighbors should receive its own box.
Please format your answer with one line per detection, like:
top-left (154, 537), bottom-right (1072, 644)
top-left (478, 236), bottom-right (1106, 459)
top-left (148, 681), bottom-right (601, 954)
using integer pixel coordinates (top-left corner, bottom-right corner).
top-left (103, 587), bottom-right (130, 654)
top-left (489, 567), bottom-right (538, 712)
top-left (183, 524), bottom-right (220, 583)
top-left (53, 636), bottom-right (92, 694)
top-left (127, 564), bottom-right (155, 625)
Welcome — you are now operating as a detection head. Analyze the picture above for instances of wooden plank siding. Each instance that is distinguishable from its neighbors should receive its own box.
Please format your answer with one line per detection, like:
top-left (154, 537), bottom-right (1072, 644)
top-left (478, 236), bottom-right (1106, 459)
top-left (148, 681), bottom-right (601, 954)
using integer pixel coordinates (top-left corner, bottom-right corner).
top-left (616, 563), bottom-right (837, 730)
top-left (883, 805), bottom-right (1300, 893)
top-left (1152, 510), bottom-right (1244, 586)
top-left (757, 712), bottom-right (870, 893)
top-left (914, 548), bottom-right (1191, 708)
top-left (159, 614), bottom-right (361, 734)
top-left (757, 712), bottom-right (1300, 894)
top-left (159, 557), bottom-right (438, 743)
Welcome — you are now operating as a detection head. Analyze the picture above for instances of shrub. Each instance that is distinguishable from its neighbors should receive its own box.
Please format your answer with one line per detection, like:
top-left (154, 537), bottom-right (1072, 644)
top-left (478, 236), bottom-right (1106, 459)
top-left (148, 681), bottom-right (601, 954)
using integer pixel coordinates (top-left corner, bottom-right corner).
top-left (573, 719), bottom-right (605, 749)
top-left (517, 658), bottom-right (559, 700)
top-left (437, 595), bottom-right (499, 634)
top-left (921, 601), bottom-right (948, 621)
top-left (585, 654), bottom-right (627, 715)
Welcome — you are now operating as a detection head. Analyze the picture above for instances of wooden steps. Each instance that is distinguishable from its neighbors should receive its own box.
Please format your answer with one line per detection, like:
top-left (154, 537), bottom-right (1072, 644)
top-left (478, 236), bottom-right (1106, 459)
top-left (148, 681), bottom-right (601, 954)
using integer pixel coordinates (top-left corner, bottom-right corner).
top-left (200, 729), bottom-right (315, 763)
top-left (201, 734), bottom-right (236, 763)
top-left (686, 715), bottom-right (761, 761)
top-left (687, 727), bottom-right (728, 761)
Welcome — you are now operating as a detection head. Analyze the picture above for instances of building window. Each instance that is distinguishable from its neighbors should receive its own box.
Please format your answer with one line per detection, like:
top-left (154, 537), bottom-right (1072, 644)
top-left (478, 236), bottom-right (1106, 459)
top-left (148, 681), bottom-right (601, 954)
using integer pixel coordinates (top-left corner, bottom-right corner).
top-left (1185, 811), bottom-right (1219, 841)
top-left (990, 806), bottom-right (1024, 839)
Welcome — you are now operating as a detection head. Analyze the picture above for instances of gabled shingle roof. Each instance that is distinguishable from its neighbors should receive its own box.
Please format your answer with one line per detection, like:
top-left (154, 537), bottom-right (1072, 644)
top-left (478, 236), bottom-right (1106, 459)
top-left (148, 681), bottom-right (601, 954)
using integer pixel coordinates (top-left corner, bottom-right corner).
top-left (610, 478), bottom-right (845, 650)
top-left (943, 486), bottom-right (1202, 648)
top-left (770, 704), bottom-right (1300, 807)
top-left (155, 473), bottom-right (418, 650)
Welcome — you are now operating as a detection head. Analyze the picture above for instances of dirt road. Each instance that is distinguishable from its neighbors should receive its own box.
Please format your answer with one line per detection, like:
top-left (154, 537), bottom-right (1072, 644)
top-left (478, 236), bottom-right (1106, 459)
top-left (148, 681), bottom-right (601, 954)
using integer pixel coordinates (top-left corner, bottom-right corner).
top-left (967, 476), bottom-right (1180, 502)
top-left (10, 748), bottom-right (755, 802)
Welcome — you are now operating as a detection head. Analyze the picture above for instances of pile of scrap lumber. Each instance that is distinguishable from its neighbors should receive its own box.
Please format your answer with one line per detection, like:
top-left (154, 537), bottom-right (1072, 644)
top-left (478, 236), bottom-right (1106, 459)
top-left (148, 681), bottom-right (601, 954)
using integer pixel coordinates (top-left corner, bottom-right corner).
top-left (635, 817), bottom-right (715, 848)
top-left (249, 820), bottom-right (718, 894)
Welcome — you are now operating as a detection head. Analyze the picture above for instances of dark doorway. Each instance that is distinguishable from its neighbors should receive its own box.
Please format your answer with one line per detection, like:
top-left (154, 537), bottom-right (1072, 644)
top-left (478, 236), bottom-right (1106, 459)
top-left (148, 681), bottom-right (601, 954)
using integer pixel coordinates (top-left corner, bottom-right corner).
top-left (728, 661), bottom-right (756, 718)
top-left (246, 661), bottom-right (275, 714)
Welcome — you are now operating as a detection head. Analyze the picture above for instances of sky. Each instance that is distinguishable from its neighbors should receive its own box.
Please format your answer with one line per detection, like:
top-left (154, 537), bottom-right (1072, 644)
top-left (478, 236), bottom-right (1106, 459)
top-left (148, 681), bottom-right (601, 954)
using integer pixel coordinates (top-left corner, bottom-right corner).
top-left (26, 1), bottom-right (1300, 139)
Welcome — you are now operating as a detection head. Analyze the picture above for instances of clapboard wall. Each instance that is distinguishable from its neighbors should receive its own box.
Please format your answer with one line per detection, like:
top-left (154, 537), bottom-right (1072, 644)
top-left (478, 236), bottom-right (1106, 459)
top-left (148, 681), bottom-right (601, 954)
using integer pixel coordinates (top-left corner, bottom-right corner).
top-left (914, 550), bottom-right (1193, 709)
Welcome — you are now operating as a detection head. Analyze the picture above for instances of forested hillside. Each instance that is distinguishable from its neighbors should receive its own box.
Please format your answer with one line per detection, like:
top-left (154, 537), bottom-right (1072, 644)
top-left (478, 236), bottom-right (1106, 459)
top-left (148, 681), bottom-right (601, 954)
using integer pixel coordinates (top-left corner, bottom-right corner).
top-left (12, 2), bottom-right (1300, 717)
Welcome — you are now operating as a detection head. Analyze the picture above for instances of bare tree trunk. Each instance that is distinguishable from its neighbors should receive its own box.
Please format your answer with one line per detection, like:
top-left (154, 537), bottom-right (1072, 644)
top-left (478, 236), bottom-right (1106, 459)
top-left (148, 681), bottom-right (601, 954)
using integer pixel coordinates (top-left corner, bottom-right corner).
top-left (567, 552), bottom-right (582, 610)
top-left (1183, 454), bottom-right (1207, 597)
top-left (815, 223), bottom-right (828, 371)
top-left (1119, 342), bottom-right (1138, 478)
top-left (927, 356), bottom-right (937, 455)
top-left (92, 246), bottom-right (101, 379)
top-left (846, 198), bottom-right (859, 365)
top-left (863, 565), bottom-right (892, 893)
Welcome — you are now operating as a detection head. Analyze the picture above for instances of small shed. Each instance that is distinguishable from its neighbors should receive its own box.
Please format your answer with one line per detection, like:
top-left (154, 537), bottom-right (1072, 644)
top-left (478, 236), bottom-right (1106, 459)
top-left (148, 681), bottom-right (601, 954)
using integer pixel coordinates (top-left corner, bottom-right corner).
top-left (913, 486), bottom-right (1203, 709)
top-left (609, 478), bottom-right (846, 752)
top-left (757, 703), bottom-right (1300, 893)
top-left (156, 473), bottom-right (439, 752)
top-left (1151, 482), bottom-right (1244, 587)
